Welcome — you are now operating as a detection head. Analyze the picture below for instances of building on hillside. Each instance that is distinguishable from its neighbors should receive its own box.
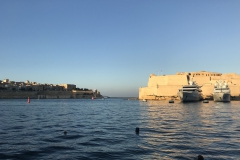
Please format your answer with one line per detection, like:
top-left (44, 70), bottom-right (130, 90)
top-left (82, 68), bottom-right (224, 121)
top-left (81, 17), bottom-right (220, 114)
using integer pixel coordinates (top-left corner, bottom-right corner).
top-left (139, 71), bottom-right (240, 100)
top-left (60, 84), bottom-right (76, 91)
top-left (3, 79), bottom-right (9, 83)
top-left (0, 79), bottom-right (77, 92)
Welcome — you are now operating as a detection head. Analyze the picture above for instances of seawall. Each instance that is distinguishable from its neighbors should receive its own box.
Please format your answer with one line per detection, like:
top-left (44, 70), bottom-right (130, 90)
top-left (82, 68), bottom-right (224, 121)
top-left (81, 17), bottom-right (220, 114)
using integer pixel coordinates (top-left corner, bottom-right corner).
top-left (0, 91), bottom-right (101, 99)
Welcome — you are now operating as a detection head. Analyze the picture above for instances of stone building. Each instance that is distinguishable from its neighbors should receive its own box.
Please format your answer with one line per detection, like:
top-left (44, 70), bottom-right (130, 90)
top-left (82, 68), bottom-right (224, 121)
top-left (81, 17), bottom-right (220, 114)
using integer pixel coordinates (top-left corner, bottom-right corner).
top-left (59, 84), bottom-right (76, 91)
top-left (139, 71), bottom-right (240, 100)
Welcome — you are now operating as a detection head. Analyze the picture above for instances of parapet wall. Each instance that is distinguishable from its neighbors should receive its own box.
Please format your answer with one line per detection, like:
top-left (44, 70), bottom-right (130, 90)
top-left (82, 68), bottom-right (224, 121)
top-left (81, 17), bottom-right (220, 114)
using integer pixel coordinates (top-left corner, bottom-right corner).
top-left (148, 74), bottom-right (189, 87)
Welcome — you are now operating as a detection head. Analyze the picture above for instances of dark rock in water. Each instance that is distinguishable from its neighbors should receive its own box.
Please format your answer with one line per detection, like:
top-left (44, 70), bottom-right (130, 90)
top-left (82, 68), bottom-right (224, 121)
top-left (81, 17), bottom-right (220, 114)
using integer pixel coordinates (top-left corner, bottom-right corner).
top-left (135, 127), bottom-right (139, 134)
top-left (197, 155), bottom-right (204, 160)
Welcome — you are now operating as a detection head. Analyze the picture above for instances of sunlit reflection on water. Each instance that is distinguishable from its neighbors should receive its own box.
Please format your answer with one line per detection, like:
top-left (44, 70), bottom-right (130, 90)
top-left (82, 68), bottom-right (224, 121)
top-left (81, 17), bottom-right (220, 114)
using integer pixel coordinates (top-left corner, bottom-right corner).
top-left (138, 100), bottom-right (240, 159)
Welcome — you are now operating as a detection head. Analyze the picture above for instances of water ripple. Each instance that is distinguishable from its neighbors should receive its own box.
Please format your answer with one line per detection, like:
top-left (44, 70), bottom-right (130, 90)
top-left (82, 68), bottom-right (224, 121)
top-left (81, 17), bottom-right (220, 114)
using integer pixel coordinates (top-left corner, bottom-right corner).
top-left (1, 99), bottom-right (240, 159)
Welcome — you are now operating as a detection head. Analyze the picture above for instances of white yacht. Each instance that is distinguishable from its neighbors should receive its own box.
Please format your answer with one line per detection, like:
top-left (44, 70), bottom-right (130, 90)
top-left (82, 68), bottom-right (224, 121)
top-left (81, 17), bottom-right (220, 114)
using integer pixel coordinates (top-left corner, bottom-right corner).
top-left (213, 80), bottom-right (231, 102)
top-left (178, 81), bottom-right (202, 102)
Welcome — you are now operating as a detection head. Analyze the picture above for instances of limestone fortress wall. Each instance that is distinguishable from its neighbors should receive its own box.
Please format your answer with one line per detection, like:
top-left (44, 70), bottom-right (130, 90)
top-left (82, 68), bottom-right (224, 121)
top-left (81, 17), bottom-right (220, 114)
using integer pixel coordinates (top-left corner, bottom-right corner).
top-left (139, 71), bottom-right (240, 100)
top-left (0, 90), bottom-right (102, 99)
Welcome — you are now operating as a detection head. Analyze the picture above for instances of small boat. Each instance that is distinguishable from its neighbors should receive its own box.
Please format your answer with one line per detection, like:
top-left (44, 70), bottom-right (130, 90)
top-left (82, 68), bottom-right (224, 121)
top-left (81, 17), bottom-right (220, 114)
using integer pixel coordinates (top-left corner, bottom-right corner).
top-left (178, 80), bottom-right (202, 102)
top-left (203, 100), bottom-right (209, 103)
top-left (213, 80), bottom-right (230, 102)
top-left (142, 99), bottom-right (147, 102)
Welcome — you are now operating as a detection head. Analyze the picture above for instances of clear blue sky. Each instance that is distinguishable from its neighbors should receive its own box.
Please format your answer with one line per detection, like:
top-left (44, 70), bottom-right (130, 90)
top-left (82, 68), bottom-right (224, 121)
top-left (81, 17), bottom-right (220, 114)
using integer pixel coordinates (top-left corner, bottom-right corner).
top-left (1, 0), bottom-right (240, 97)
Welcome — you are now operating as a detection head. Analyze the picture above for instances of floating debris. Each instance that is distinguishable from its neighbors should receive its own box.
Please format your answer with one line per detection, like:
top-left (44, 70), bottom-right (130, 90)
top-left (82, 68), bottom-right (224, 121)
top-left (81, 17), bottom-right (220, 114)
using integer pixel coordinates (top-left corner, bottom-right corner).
top-left (197, 155), bottom-right (204, 160)
top-left (135, 127), bottom-right (139, 134)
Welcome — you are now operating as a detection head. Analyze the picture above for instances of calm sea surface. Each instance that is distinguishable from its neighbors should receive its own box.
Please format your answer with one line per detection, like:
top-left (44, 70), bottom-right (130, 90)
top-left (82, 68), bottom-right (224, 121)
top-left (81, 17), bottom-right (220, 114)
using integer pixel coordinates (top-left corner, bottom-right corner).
top-left (1, 98), bottom-right (240, 160)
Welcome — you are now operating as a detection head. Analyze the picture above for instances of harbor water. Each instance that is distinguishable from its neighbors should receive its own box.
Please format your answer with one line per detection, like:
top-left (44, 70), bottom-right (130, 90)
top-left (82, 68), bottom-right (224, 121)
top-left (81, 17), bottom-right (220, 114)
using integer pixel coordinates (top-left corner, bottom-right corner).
top-left (1, 98), bottom-right (240, 160)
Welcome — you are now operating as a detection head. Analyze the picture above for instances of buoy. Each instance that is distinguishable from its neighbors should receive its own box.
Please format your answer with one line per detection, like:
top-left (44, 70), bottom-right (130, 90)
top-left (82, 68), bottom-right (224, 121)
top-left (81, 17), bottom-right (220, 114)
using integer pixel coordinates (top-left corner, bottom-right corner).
top-left (27, 97), bottom-right (30, 103)
top-left (64, 131), bottom-right (67, 135)
top-left (197, 155), bottom-right (204, 160)
top-left (135, 127), bottom-right (139, 134)
top-left (169, 100), bottom-right (174, 103)
top-left (203, 100), bottom-right (209, 103)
